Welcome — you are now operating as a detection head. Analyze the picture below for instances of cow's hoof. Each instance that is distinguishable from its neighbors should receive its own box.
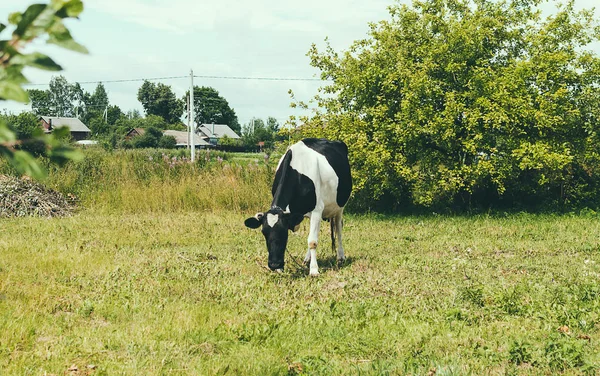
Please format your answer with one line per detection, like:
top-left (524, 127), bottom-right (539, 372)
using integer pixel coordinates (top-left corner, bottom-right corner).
top-left (337, 258), bottom-right (346, 267)
top-left (309, 270), bottom-right (319, 277)
top-left (274, 268), bottom-right (284, 274)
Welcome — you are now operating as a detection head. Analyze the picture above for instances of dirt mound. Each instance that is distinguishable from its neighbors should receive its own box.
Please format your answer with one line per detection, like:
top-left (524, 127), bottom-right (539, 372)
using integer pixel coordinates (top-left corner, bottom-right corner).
top-left (0, 175), bottom-right (77, 218)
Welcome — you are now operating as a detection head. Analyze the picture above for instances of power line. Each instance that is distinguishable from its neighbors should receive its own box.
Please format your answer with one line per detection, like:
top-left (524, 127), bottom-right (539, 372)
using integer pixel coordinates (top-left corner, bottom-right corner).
top-left (194, 74), bottom-right (324, 81)
top-left (23, 75), bottom-right (188, 86)
top-left (23, 74), bottom-right (327, 87)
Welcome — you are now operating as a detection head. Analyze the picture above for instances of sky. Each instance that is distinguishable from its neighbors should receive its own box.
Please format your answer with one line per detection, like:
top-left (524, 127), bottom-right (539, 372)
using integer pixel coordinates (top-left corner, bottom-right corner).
top-left (0, 0), bottom-right (394, 127)
top-left (1, 0), bottom-right (598, 128)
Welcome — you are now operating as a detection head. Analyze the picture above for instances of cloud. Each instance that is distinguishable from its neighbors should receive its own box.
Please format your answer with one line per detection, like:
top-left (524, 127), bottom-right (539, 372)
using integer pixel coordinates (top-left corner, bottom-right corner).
top-left (85, 0), bottom-right (391, 34)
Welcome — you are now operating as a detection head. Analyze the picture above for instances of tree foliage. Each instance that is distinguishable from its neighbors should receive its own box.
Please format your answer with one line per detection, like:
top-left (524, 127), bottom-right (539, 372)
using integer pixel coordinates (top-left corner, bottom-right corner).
top-left (300, 0), bottom-right (600, 211)
top-left (241, 116), bottom-right (282, 149)
top-left (0, 0), bottom-right (86, 179)
top-left (187, 86), bottom-right (240, 134)
top-left (130, 126), bottom-right (175, 149)
top-left (137, 81), bottom-right (184, 125)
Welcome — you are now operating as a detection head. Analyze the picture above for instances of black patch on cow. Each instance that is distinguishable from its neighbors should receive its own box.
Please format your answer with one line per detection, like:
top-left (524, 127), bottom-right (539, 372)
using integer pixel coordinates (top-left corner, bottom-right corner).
top-left (271, 149), bottom-right (317, 215)
top-left (301, 138), bottom-right (352, 207)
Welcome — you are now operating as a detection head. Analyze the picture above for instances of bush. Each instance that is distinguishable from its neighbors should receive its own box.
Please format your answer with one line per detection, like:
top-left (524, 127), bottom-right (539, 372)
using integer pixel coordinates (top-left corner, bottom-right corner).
top-left (300, 0), bottom-right (600, 212)
top-left (158, 135), bottom-right (177, 149)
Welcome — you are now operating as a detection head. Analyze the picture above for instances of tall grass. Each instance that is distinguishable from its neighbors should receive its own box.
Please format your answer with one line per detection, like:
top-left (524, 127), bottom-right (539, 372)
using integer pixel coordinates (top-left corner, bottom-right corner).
top-left (41, 148), bottom-right (273, 214)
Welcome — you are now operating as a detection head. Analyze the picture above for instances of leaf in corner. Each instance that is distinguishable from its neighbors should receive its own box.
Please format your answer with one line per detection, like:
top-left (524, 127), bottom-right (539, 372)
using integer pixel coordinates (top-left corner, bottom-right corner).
top-left (13, 4), bottom-right (47, 37)
top-left (10, 52), bottom-right (63, 71)
top-left (10, 150), bottom-right (47, 180)
top-left (0, 80), bottom-right (29, 102)
top-left (0, 122), bottom-right (17, 143)
top-left (47, 21), bottom-right (88, 54)
top-left (56, 0), bottom-right (84, 18)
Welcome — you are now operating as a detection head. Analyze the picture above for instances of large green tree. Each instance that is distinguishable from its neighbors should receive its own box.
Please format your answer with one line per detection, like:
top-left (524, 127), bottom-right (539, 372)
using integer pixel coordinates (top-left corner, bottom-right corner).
top-left (186, 86), bottom-right (240, 134)
top-left (301, 0), bottom-right (600, 210)
top-left (137, 81), bottom-right (184, 124)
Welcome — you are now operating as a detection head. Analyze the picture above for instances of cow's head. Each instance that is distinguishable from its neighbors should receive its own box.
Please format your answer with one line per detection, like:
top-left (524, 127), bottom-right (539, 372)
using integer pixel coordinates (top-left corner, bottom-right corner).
top-left (244, 206), bottom-right (304, 272)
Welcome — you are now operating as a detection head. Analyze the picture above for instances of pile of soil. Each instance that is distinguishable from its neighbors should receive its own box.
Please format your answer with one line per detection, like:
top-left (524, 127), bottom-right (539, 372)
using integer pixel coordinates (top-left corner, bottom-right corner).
top-left (0, 175), bottom-right (76, 218)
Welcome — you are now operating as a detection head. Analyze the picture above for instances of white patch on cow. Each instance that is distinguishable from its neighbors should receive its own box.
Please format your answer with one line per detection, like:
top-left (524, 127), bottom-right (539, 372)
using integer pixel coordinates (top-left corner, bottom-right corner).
top-left (266, 213), bottom-right (279, 227)
top-left (288, 141), bottom-right (343, 218)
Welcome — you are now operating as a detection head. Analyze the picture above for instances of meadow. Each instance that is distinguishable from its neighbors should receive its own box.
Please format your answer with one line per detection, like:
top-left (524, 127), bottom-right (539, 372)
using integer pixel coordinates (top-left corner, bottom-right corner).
top-left (1, 149), bottom-right (600, 375)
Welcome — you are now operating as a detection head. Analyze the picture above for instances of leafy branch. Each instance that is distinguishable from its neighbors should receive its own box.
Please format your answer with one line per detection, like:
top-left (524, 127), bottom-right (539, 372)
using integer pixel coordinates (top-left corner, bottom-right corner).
top-left (0, 0), bottom-right (87, 179)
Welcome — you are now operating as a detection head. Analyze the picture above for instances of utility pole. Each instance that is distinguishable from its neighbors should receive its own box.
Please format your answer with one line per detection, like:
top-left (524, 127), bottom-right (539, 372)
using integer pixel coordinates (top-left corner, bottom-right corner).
top-left (190, 69), bottom-right (196, 162)
top-left (186, 94), bottom-right (190, 151)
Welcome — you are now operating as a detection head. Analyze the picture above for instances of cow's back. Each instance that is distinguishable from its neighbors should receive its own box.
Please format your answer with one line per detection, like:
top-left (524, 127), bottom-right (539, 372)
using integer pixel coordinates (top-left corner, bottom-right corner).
top-left (273, 139), bottom-right (351, 217)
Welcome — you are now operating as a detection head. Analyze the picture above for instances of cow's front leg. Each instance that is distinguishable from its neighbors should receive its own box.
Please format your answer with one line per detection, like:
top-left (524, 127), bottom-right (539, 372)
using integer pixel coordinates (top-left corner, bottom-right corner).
top-left (307, 211), bottom-right (322, 276)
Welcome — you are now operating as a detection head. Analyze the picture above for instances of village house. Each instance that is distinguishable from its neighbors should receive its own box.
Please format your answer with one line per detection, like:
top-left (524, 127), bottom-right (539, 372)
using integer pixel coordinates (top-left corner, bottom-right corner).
top-left (39, 116), bottom-right (91, 141)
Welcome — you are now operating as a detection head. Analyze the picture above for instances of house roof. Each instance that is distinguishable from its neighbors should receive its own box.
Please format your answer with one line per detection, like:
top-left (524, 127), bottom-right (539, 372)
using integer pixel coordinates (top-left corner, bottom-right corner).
top-left (198, 124), bottom-right (240, 139)
top-left (40, 116), bottom-right (90, 133)
top-left (126, 128), bottom-right (145, 137)
top-left (163, 130), bottom-right (211, 147)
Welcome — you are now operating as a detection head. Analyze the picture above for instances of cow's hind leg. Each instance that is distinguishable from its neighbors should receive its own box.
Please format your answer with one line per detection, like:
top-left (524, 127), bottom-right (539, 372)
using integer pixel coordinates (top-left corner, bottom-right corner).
top-left (335, 213), bottom-right (345, 265)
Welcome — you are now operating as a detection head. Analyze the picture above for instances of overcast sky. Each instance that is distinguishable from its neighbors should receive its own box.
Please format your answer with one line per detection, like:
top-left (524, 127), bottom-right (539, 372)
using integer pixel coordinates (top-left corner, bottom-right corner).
top-left (1, 0), bottom-right (598, 128)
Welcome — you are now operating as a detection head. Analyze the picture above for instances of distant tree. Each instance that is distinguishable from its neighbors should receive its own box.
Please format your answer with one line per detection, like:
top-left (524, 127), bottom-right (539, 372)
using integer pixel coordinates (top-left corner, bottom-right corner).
top-left (27, 75), bottom-right (76, 117)
top-left (48, 75), bottom-right (76, 117)
top-left (137, 81), bottom-right (184, 124)
top-left (71, 82), bottom-right (86, 116)
top-left (28, 89), bottom-right (53, 116)
top-left (77, 82), bottom-right (109, 126)
top-left (266, 116), bottom-right (280, 134)
top-left (132, 126), bottom-right (163, 148)
top-left (106, 104), bottom-right (123, 125)
top-left (88, 117), bottom-right (108, 136)
top-left (218, 134), bottom-right (242, 147)
top-left (139, 114), bottom-right (168, 130)
top-left (186, 86), bottom-right (240, 134)
top-left (89, 83), bottom-right (108, 110)
top-left (126, 109), bottom-right (142, 120)
top-left (158, 135), bottom-right (177, 149)
top-left (4, 112), bottom-right (40, 140)
top-left (28, 78), bottom-right (109, 123)
top-left (0, 112), bottom-right (45, 155)
top-left (241, 117), bottom-right (280, 148)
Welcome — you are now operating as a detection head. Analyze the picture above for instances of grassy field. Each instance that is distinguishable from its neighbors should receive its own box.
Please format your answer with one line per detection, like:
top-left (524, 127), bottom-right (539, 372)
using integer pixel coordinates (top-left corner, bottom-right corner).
top-left (2, 209), bottom-right (600, 375)
top-left (1, 149), bottom-right (600, 374)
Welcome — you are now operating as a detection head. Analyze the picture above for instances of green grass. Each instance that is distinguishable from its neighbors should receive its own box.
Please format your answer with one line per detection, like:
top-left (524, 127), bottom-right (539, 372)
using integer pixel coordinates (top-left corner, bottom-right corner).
top-left (2, 211), bottom-right (600, 374)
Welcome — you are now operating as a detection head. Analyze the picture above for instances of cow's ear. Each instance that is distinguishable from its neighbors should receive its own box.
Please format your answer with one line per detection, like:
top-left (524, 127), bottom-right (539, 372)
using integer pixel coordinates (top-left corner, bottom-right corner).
top-left (244, 213), bottom-right (264, 229)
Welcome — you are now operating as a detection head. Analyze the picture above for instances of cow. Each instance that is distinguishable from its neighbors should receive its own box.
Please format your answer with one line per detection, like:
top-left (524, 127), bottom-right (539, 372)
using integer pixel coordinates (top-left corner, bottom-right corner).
top-left (244, 138), bottom-right (352, 276)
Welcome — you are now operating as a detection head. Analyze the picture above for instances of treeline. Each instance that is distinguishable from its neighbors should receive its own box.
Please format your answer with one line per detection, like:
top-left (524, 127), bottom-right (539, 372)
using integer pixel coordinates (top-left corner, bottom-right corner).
top-left (16, 75), bottom-right (283, 150)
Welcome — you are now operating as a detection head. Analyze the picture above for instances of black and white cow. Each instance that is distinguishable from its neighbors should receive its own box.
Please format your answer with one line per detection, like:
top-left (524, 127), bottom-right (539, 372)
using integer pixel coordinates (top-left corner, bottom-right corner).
top-left (244, 138), bottom-right (352, 276)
